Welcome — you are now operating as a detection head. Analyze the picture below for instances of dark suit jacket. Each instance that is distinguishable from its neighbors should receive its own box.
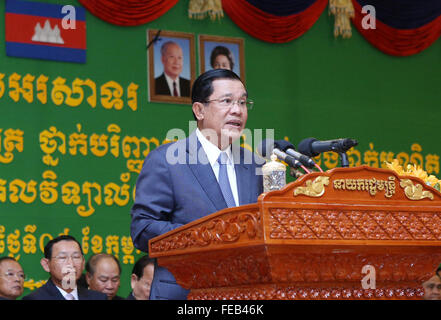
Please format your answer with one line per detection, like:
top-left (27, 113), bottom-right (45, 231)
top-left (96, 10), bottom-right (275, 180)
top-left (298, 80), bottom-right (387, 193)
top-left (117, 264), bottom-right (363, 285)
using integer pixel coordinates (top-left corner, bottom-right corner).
top-left (126, 292), bottom-right (136, 300)
top-left (154, 73), bottom-right (190, 97)
top-left (22, 278), bottom-right (107, 300)
top-left (131, 132), bottom-right (263, 300)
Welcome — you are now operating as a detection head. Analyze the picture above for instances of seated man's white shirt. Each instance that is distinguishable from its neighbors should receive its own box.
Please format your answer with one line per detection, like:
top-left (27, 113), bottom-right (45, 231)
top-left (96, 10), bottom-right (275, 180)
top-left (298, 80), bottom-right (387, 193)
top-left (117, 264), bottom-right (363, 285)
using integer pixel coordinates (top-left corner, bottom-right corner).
top-left (56, 285), bottom-right (79, 300)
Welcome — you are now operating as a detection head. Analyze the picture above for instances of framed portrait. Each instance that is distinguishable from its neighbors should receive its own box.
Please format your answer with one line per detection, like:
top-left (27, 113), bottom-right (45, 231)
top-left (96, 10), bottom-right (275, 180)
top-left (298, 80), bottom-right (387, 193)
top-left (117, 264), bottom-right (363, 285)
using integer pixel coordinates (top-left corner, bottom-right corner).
top-left (147, 29), bottom-right (196, 104)
top-left (199, 35), bottom-right (245, 83)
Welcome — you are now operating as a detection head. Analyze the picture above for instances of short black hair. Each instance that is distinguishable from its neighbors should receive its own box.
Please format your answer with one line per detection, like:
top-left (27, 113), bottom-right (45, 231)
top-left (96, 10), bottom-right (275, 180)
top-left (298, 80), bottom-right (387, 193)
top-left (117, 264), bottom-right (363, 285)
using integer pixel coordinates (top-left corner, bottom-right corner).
top-left (191, 69), bottom-right (243, 120)
top-left (210, 45), bottom-right (234, 71)
top-left (86, 253), bottom-right (121, 276)
top-left (132, 255), bottom-right (155, 279)
top-left (43, 235), bottom-right (83, 259)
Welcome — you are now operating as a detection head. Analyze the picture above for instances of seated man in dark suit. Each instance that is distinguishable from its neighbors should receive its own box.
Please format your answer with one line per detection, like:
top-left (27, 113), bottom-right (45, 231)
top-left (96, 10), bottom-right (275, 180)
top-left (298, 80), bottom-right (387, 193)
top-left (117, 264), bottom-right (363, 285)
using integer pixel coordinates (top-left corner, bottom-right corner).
top-left (0, 257), bottom-right (24, 300)
top-left (126, 255), bottom-right (155, 300)
top-left (155, 41), bottom-right (190, 97)
top-left (131, 69), bottom-right (263, 300)
top-left (85, 253), bottom-right (124, 300)
top-left (22, 235), bottom-right (106, 300)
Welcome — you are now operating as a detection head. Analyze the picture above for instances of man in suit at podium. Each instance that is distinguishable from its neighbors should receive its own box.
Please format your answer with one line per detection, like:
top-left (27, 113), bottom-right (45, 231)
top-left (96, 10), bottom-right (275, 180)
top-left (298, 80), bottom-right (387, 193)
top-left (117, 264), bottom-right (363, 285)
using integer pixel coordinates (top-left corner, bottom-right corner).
top-left (22, 235), bottom-right (106, 300)
top-left (155, 41), bottom-right (190, 97)
top-left (131, 69), bottom-right (263, 300)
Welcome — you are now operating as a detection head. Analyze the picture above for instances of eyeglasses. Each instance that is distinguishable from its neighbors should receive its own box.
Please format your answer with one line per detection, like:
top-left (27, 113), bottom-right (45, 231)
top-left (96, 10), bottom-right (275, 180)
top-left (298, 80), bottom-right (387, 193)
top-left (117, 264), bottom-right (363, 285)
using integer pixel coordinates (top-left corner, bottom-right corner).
top-left (2, 271), bottom-right (26, 281)
top-left (52, 254), bottom-right (83, 263)
top-left (204, 97), bottom-right (254, 110)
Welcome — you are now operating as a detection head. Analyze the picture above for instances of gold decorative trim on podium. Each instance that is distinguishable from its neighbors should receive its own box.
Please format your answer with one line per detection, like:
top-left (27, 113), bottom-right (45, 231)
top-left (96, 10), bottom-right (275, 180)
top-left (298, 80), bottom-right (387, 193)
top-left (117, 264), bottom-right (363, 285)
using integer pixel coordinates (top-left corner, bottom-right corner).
top-left (400, 179), bottom-right (434, 200)
top-left (293, 176), bottom-right (329, 197)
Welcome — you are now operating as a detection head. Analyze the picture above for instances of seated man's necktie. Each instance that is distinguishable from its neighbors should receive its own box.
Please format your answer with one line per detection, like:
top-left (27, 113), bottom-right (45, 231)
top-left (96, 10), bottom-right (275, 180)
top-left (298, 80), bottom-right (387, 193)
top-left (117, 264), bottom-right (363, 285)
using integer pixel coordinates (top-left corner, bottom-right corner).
top-left (65, 293), bottom-right (76, 300)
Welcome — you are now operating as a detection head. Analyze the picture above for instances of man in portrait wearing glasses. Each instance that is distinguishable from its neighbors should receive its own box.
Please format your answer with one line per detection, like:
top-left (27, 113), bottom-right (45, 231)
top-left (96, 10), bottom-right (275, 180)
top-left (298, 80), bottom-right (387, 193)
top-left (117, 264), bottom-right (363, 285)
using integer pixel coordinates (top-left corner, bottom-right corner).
top-left (131, 69), bottom-right (263, 300)
top-left (0, 257), bottom-right (25, 300)
top-left (22, 235), bottom-right (106, 300)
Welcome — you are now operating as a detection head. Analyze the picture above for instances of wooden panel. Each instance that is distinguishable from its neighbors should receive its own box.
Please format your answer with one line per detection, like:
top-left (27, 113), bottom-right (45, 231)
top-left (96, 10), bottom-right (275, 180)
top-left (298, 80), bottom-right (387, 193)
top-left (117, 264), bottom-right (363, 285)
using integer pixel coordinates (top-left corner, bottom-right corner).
top-left (149, 166), bottom-right (441, 300)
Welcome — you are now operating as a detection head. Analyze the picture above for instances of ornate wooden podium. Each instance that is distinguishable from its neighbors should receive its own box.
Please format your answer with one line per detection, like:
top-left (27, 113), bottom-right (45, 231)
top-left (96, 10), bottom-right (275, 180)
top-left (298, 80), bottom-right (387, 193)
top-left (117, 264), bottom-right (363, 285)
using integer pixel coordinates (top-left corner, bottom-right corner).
top-left (148, 166), bottom-right (441, 300)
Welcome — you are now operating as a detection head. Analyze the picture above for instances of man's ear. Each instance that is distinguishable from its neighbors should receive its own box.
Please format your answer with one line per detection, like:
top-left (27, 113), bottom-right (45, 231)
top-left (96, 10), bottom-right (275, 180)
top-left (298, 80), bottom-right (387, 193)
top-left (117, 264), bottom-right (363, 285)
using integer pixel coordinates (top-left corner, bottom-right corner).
top-left (130, 274), bottom-right (138, 290)
top-left (85, 272), bottom-right (92, 285)
top-left (192, 102), bottom-right (205, 121)
top-left (40, 258), bottom-right (50, 273)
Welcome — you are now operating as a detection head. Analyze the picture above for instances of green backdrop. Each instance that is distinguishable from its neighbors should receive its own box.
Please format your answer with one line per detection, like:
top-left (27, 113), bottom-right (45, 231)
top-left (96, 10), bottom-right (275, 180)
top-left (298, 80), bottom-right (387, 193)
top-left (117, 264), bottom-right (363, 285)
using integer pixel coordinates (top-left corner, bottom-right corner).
top-left (0, 0), bottom-right (440, 298)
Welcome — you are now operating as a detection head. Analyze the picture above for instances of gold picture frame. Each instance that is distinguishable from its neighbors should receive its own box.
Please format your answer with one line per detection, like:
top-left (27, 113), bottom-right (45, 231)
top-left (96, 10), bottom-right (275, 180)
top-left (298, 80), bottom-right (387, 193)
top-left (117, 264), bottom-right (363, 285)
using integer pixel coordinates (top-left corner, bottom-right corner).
top-left (147, 29), bottom-right (196, 105)
top-left (199, 34), bottom-right (245, 83)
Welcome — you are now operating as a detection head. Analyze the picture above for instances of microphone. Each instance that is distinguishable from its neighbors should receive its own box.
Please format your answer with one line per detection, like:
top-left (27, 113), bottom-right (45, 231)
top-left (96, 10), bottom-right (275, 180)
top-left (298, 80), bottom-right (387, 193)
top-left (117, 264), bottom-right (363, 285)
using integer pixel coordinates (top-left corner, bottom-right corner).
top-left (273, 140), bottom-right (316, 169)
top-left (257, 139), bottom-right (302, 169)
top-left (297, 138), bottom-right (358, 157)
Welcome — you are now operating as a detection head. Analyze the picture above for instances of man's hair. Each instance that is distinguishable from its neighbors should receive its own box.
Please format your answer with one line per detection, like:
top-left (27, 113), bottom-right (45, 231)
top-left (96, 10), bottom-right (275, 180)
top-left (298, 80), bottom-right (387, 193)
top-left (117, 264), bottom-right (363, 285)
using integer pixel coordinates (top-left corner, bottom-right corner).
top-left (160, 41), bottom-right (179, 57)
top-left (86, 253), bottom-right (121, 276)
top-left (131, 255), bottom-right (155, 279)
top-left (0, 256), bottom-right (17, 267)
top-left (210, 46), bottom-right (234, 71)
top-left (191, 69), bottom-right (243, 120)
top-left (44, 235), bottom-right (83, 259)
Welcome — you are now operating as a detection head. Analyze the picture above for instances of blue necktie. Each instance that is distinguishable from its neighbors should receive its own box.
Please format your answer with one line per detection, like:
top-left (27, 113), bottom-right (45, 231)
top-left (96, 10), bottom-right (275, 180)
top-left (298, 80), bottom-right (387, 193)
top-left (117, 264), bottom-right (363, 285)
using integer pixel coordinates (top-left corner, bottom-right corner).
top-left (217, 152), bottom-right (236, 208)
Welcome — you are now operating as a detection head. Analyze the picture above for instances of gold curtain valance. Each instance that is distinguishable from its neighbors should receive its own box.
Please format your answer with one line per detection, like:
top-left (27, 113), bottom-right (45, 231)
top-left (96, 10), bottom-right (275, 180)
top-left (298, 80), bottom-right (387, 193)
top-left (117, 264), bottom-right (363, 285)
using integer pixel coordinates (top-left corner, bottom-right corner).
top-left (188, 0), bottom-right (224, 20)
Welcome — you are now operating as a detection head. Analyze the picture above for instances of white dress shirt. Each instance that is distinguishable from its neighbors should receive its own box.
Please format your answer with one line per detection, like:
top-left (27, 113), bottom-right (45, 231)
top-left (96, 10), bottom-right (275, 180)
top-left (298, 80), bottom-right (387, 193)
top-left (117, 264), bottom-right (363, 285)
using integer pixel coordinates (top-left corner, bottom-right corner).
top-left (196, 128), bottom-right (239, 206)
top-left (56, 285), bottom-right (79, 300)
top-left (164, 73), bottom-right (181, 97)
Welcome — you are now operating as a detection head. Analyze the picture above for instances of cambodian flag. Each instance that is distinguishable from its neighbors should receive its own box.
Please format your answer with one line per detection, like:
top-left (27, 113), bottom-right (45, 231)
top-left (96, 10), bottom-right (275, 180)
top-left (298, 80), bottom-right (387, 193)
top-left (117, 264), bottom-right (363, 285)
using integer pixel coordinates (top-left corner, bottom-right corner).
top-left (5, 0), bottom-right (86, 63)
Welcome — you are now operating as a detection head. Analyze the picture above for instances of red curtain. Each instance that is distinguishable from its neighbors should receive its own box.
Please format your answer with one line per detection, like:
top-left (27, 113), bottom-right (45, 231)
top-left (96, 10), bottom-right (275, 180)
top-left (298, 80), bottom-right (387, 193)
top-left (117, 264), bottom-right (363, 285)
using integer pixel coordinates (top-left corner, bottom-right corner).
top-left (77, 0), bottom-right (441, 56)
top-left (78, 0), bottom-right (179, 26)
top-left (351, 0), bottom-right (441, 56)
top-left (222, 0), bottom-right (328, 43)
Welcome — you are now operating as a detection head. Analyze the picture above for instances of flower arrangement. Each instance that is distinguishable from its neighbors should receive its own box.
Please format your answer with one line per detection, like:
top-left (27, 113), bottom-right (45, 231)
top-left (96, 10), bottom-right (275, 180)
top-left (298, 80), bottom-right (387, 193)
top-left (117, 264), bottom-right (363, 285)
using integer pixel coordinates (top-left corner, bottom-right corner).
top-left (385, 159), bottom-right (441, 191)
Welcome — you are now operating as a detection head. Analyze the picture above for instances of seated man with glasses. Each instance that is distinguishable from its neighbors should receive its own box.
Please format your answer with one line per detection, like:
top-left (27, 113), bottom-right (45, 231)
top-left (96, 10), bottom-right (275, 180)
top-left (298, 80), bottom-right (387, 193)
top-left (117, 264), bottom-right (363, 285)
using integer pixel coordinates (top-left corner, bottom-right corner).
top-left (131, 69), bottom-right (263, 300)
top-left (0, 257), bottom-right (25, 300)
top-left (22, 235), bottom-right (106, 300)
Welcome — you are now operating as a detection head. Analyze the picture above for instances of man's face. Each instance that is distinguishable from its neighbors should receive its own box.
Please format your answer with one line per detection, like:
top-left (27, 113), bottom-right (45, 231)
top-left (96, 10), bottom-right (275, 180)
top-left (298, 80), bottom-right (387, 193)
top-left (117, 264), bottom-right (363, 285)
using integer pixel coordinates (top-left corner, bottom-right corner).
top-left (0, 260), bottom-right (24, 300)
top-left (131, 263), bottom-right (154, 300)
top-left (86, 258), bottom-right (120, 300)
top-left (42, 240), bottom-right (85, 291)
top-left (423, 275), bottom-right (441, 300)
top-left (213, 54), bottom-right (231, 70)
top-left (161, 43), bottom-right (183, 80)
top-left (195, 79), bottom-right (248, 150)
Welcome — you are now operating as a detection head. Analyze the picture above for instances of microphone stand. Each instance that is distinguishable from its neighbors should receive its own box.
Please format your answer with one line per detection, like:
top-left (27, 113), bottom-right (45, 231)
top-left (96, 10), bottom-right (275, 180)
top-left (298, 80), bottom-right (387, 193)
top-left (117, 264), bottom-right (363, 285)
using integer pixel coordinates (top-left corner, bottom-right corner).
top-left (340, 152), bottom-right (349, 167)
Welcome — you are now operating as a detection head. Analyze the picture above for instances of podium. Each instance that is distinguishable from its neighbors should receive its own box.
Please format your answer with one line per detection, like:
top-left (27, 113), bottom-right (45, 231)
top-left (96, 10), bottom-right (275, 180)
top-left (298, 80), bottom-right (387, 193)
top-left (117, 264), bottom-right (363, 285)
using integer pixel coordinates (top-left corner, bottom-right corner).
top-left (148, 166), bottom-right (441, 300)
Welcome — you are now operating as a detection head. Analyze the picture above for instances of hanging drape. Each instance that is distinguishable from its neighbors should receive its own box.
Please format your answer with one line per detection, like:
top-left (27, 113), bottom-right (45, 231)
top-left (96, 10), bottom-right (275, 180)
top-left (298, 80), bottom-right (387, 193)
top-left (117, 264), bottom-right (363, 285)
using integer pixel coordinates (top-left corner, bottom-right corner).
top-left (351, 0), bottom-right (441, 56)
top-left (77, 0), bottom-right (441, 56)
top-left (222, 0), bottom-right (328, 43)
top-left (77, 0), bottom-right (178, 26)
